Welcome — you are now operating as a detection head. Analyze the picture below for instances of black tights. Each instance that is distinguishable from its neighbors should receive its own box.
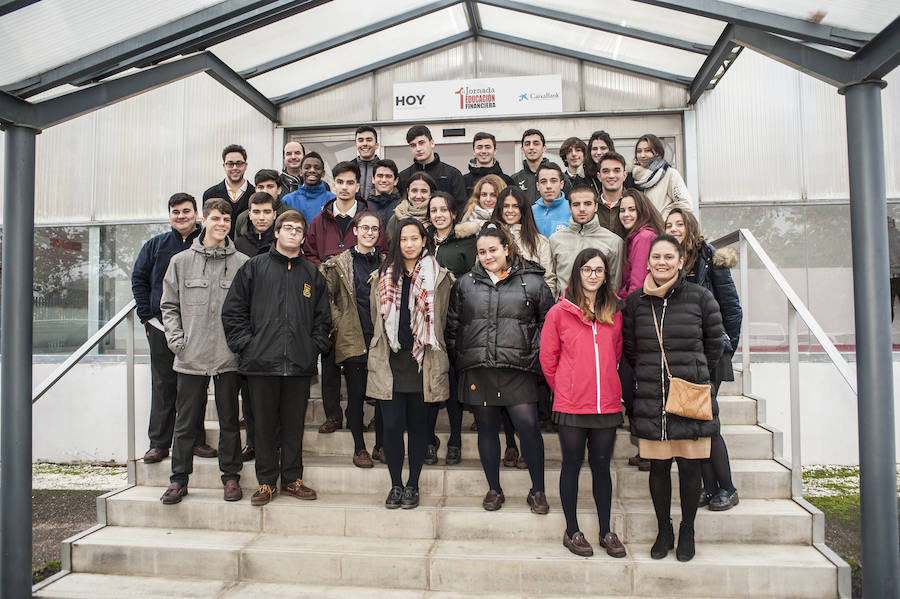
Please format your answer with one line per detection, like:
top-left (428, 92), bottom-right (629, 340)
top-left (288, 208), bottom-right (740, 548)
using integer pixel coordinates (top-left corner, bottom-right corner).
top-left (472, 403), bottom-right (544, 493)
top-left (558, 424), bottom-right (617, 537)
top-left (380, 393), bottom-right (429, 489)
top-left (701, 433), bottom-right (735, 494)
top-left (649, 458), bottom-right (702, 530)
top-left (343, 360), bottom-right (368, 454)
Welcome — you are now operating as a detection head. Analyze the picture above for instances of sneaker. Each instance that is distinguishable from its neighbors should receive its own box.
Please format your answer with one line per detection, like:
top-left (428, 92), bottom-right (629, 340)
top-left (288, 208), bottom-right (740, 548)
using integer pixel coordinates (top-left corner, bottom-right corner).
top-left (353, 449), bottom-right (374, 468)
top-left (400, 486), bottom-right (419, 509)
top-left (251, 484), bottom-right (277, 507)
top-left (445, 445), bottom-right (461, 465)
top-left (502, 447), bottom-right (519, 468)
top-left (283, 479), bottom-right (317, 501)
top-left (563, 531), bottom-right (593, 557)
top-left (709, 488), bottom-right (740, 512)
top-left (526, 491), bottom-right (549, 514)
top-left (143, 447), bottom-right (168, 463)
top-left (424, 438), bottom-right (440, 465)
top-left (371, 447), bottom-right (386, 463)
top-left (385, 485), bottom-right (403, 509)
top-left (160, 482), bottom-right (187, 505)
top-left (318, 418), bottom-right (342, 434)
top-left (599, 532), bottom-right (627, 558)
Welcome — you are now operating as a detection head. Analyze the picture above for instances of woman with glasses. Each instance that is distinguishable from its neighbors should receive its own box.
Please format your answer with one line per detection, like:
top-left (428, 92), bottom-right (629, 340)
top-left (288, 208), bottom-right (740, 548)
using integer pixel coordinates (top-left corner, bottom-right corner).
top-left (540, 248), bottom-right (626, 558)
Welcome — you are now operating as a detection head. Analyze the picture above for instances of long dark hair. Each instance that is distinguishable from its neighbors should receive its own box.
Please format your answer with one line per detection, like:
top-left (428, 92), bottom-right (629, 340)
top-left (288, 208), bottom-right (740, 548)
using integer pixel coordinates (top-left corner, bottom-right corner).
top-left (613, 189), bottom-right (664, 239)
top-left (586, 130), bottom-right (615, 177)
top-left (427, 191), bottom-right (457, 230)
top-left (567, 248), bottom-right (618, 324)
top-left (476, 221), bottom-right (521, 271)
top-left (381, 217), bottom-right (433, 284)
top-left (405, 171), bottom-right (437, 199)
top-left (491, 186), bottom-right (541, 257)
top-left (666, 207), bottom-right (704, 273)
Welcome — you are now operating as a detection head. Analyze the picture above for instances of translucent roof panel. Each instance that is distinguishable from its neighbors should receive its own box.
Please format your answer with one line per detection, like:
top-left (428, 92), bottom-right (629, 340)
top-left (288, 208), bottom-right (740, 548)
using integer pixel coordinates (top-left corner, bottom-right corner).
top-left (209, 0), bottom-right (434, 75)
top-left (478, 4), bottom-right (706, 80)
top-left (0, 0), bottom-right (223, 86)
top-left (730, 0), bottom-right (899, 34)
top-left (247, 5), bottom-right (469, 100)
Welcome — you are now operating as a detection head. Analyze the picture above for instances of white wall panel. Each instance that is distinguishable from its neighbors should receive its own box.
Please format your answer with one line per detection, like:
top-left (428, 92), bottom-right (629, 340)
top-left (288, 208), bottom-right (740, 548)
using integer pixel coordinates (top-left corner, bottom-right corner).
top-left (583, 63), bottom-right (687, 110)
top-left (883, 69), bottom-right (900, 199)
top-left (35, 111), bottom-right (99, 222)
top-left (799, 73), bottom-right (849, 201)
top-left (280, 75), bottom-right (374, 126)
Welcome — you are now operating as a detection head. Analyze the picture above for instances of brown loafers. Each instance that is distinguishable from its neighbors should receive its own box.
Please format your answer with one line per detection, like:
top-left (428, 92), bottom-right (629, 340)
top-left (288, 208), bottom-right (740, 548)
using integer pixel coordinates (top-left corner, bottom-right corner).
top-left (482, 489), bottom-right (505, 511)
top-left (371, 447), bottom-right (386, 463)
top-left (160, 482), bottom-right (187, 505)
top-left (250, 484), bottom-right (277, 507)
top-left (223, 480), bottom-right (242, 502)
top-left (192, 444), bottom-right (218, 458)
top-left (353, 449), bottom-right (374, 468)
top-left (318, 418), bottom-right (342, 434)
top-left (283, 479), bottom-right (317, 500)
top-left (502, 447), bottom-right (519, 468)
top-left (563, 531), bottom-right (593, 557)
top-left (526, 491), bottom-right (549, 514)
top-left (143, 447), bottom-right (168, 463)
top-left (599, 531), bottom-right (627, 558)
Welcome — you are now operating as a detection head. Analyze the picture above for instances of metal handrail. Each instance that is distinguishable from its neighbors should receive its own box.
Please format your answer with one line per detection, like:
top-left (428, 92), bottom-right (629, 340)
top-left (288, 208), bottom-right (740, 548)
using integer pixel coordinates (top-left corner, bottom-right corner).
top-left (31, 298), bottom-right (137, 484)
top-left (711, 228), bottom-right (858, 498)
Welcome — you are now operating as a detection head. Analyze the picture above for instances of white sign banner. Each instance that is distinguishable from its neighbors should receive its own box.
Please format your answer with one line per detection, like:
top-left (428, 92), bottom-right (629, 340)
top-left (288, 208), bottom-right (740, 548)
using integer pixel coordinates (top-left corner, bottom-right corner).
top-left (392, 75), bottom-right (562, 120)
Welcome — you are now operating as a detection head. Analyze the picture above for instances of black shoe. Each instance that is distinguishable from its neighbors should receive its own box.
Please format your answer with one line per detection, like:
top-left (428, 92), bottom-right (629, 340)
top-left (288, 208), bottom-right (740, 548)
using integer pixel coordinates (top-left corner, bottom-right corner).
top-left (698, 489), bottom-right (714, 508)
top-left (424, 438), bottom-right (440, 465)
top-left (445, 445), bottom-right (461, 465)
top-left (676, 522), bottom-right (695, 562)
top-left (650, 520), bottom-right (675, 559)
top-left (709, 488), bottom-right (740, 512)
top-left (400, 486), bottom-right (419, 509)
top-left (385, 485), bottom-right (403, 509)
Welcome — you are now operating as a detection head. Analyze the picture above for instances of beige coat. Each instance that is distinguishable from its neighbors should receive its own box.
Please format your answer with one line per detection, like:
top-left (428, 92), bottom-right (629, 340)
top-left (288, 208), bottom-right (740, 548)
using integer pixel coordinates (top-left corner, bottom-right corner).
top-left (365, 266), bottom-right (454, 403)
top-left (322, 249), bottom-right (382, 364)
top-left (631, 164), bottom-right (693, 218)
top-left (509, 223), bottom-right (556, 297)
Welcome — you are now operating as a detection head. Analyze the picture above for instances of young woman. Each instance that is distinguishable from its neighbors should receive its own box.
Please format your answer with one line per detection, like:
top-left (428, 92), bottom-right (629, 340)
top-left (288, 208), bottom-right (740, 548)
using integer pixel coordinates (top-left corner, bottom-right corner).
top-left (623, 235), bottom-right (724, 562)
top-left (462, 174), bottom-right (506, 225)
top-left (322, 211), bottom-right (384, 468)
top-left (493, 186), bottom-right (556, 296)
top-left (666, 208), bottom-right (743, 512)
top-left (366, 218), bottom-right (453, 509)
top-left (631, 134), bottom-right (692, 218)
top-left (446, 223), bottom-right (554, 513)
top-left (423, 192), bottom-right (480, 465)
top-left (614, 189), bottom-right (664, 297)
top-left (386, 172), bottom-right (436, 240)
top-left (540, 248), bottom-right (626, 558)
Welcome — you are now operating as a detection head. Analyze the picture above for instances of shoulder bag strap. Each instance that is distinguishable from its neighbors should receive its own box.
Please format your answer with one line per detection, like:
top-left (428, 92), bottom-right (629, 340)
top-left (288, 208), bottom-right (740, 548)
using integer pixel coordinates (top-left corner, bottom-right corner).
top-left (651, 302), bottom-right (672, 379)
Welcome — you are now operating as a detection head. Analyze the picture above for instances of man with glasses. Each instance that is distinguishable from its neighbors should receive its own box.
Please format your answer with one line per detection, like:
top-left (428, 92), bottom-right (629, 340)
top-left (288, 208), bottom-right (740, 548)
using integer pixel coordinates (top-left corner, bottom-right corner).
top-left (223, 210), bottom-right (332, 507)
top-left (203, 144), bottom-right (254, 239)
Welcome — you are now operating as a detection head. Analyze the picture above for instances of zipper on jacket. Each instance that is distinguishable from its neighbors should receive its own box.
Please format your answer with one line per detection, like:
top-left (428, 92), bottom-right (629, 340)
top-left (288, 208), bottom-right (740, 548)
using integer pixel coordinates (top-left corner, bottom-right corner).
top-left (592, 321), bottom-right (602, 414)
top-left (660, 298), bottom-right (668, 441)
top-left (284, 260), bottom-right (290, 376)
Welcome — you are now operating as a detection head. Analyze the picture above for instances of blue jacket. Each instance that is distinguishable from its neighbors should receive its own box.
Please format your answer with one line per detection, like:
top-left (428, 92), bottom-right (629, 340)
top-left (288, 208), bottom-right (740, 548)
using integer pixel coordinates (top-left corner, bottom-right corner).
top-left (531, 193), bottom-right (570, 239)
top-left (131, 225), bottom-right (201, 323)
top-left (282, 183), bottom-right (336, 227)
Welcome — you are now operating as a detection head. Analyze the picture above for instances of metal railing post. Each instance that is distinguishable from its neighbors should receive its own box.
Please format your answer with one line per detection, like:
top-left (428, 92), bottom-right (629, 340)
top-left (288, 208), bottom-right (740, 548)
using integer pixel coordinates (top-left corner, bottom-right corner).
top-left (126, 311), bottom-right (136, 485)
top-left (739, 233), bottom-right (751, 394)
top-left (787, 304), bottom-right (802, 498)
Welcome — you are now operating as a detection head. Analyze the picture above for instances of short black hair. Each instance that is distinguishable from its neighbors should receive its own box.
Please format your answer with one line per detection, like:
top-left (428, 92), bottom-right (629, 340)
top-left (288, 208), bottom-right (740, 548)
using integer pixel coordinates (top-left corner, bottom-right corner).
top-left (300, 151), bottom-right (324, 167)
top-left (472, 132), bottom-right (496, 147)
top-left (520, 129), bottom-right (545, 145)
top-left (332, 161), bottom-right (360, 181)
top-left (374, 158), bottom-right (399, 178)
top-left (355, 126), bottom-right (377, 141)
top-left (248, 191), bottom-right (275, 207)
top-left (168, 192), bottom-right (197, 211)
top-left (222, 144), bottom-right (246, 162)
top-left (254, 169), bottom-right (279, 185)
top-left (406, 124), bottom-right (433, 143)
top-left (568, 184), bottom-right (598, 202)
top-left (536, 161), bottom-right (563, 179)
top-left (598, 151), bottom-right (627, 170)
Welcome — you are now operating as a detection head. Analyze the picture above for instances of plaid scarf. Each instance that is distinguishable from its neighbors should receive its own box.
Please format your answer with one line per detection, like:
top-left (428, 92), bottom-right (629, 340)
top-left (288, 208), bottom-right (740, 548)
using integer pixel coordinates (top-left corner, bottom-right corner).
top-left (379, 252), bottom-right (440, 368)
top-left (632, 156), bottom-right (669, 190)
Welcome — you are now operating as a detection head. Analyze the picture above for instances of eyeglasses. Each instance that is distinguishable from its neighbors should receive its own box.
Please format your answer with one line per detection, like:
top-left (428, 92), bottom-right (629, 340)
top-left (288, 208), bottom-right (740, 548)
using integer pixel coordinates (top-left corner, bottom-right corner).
top-left (357, 225), bottom-right (380, 233)
top-left (580, 266), bottom-right (605, 278)
top-left (279, 224), bottom-right (304, 235)
top-left (224, 161), bottom-right (246, 168)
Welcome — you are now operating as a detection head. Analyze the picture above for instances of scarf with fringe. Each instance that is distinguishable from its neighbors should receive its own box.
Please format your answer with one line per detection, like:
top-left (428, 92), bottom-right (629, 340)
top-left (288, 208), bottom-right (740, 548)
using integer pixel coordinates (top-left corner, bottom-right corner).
top-left (379, 252), bottom-right (439, 368)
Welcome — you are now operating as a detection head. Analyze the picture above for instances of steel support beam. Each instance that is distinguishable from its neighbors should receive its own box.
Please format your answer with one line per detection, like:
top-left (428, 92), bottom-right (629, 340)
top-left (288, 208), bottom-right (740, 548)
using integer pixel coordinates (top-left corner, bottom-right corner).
top-left (0, 90), bottom-right (34, 127)
top-left (271, 32), bottom-right (473, 105)
top-left (850, 16), bottom-right (900, 81)
top-left (239, 0), bottom-right (457, 78)
top-left (480, 31), bottom-right (692, 86)
top-left (463, 0), bottom-right (481, 37)
top-left (689, 24), bottom-right (738, 104)
top-left (0, 0), bottom-right (40, 18)
top-left (479, 0), bottom-right (710, 54)
top-left (841, 79), bottom-right (900, 599)
top-left (633, 0), bottom-right (871, 51)
top-left (1, 123), bottom-right (38, 599)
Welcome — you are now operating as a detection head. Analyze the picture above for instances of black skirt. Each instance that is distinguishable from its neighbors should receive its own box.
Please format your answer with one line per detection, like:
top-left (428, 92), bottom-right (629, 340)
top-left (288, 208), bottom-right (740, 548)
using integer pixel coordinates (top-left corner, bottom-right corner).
top-left (458, 367), bottom-right (538, 407)
top-left (552, 411), bottom-right (623, 429)
top-left (389, 350), bottom-right (423, 394)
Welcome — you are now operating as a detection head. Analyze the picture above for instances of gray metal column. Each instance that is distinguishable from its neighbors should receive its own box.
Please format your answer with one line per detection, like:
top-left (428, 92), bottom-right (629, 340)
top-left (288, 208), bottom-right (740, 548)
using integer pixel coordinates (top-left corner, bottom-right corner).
top-left (0, 124), bottom-right (38, 599)
top-left (842, 79), bottom-right (900, 597)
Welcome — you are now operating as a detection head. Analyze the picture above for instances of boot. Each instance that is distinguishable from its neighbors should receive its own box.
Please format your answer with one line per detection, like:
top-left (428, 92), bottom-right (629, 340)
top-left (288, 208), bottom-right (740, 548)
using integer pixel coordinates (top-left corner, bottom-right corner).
top-left (676, 522), bottom-right (695, 562)
top-left (650, 519), bottom-right (675, 559)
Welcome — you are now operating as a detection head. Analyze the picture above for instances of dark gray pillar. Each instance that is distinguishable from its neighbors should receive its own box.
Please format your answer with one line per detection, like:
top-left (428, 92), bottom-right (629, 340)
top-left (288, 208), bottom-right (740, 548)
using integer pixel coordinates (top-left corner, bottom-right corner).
top-left (1, 124), bottom-right (37, 599)
top-left (842, 79), bottom-right (900, 597)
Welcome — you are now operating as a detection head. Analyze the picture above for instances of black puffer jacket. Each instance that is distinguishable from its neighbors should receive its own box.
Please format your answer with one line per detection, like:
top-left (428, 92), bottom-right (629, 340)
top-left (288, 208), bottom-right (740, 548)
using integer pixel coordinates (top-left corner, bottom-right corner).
top-left (687, 243), bottom-right (741, 352)
top-left (623, 273), bottom-right (724, 441)
top-left (446, 257), bottom-right (554, 375)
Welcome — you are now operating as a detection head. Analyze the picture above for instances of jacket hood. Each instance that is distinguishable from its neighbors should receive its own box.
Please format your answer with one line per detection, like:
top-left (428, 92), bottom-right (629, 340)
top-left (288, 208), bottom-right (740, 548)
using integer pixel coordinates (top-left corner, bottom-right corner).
top-left (453, 220), bottom-right (481, 239)
top-left (467, 159), bottom-right (506, 176)
top-left (191, 232), bottom-right (237, 258)
top-left (712, 246), bottom-right (738, 268)
top-left (366, 189), bottom-right (401, 207)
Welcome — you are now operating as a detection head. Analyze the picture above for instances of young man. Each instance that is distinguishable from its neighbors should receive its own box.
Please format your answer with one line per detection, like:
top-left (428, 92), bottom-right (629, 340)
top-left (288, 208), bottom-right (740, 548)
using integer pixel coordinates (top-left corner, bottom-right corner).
top-left (305, 162), bottom-right (387, 434)
top-left (366, 158), bottom-right (402, 228)
top-left (559, 136), bottom-right (589, 188)
top-left (549, 185), bottom-right (624, 295)
top-left (531, 162), bottom-right (571, 238)
top-left (235, 192), bottom-right (277, 257)
top-left (512, 129), bottom-right (571, 205)
top-left (159, 199), bottom-right (249, 504)
top-left (233, 169), bottom-right (289, 238)
top-left (398, 124), bottom-right (466, 213)
top-left (351, 126), bottom-right (380, 200)
top-left (463, 131), bottom-right (513, 198)
top-left (282, 151), bottom-right (336, 227)
top-left (223, 210), bottom-right (332, 507)
top-left (203, 144), bottom-right (254, 238)
top-left (594, 151), bottom-right (629, 235)
top-left (280, 141), bottom-right (305, 196)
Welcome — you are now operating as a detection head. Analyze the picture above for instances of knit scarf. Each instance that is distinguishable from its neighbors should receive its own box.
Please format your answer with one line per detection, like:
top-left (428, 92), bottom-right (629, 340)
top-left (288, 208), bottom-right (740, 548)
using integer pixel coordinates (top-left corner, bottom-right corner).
top-left (632, 156), bottom-right (669, 190)
top-left (643, 272), bottom-right (679, 298)
top-left (466, 204), bottom-right (493, 224)
top-left (393, 199), bottom-right (429, 224)
top-left (280, 169), bottom-right (301, 192)
top-left (379, 252), bottom-right (440, 368)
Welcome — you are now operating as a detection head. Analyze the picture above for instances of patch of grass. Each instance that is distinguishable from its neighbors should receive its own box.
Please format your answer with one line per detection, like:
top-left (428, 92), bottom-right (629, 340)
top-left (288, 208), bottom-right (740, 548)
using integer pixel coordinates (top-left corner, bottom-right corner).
top-left (803, 466), bottom-right (860, 480)
top-left (32, 560), bottom-right (60, 584)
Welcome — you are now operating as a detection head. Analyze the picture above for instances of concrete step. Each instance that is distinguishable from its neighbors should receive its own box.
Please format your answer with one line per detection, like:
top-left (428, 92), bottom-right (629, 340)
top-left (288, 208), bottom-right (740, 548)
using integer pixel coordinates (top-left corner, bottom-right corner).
top-left (201, 422), bottom-right (773, 461)
top-left (66, 526), bottom-right (836, 597)
top-left (136, 456), bottom-right (790, 499)
top-left (105, 486), bottom-right (813, 545)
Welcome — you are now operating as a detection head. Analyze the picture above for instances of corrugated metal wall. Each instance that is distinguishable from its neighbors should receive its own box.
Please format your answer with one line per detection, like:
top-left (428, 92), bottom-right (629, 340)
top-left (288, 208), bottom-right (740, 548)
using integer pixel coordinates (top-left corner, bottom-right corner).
top-left (0, 73), bottom-right (274, 225)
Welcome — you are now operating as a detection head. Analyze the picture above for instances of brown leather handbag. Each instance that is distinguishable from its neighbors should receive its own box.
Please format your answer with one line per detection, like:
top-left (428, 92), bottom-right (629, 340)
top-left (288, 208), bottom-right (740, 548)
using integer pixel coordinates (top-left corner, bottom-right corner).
top-left (652, 302), bottom-right (713, 421)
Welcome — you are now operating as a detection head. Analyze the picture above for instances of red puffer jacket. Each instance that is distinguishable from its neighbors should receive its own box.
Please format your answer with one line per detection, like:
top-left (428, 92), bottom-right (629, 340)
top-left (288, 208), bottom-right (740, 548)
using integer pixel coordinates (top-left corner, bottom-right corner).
top-left (540, 294), bottom-right (623, 415)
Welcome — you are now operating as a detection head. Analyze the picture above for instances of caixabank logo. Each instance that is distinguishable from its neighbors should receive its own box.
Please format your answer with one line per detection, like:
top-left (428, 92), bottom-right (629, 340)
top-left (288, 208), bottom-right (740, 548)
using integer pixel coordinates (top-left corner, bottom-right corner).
top-left (453, 85), bottom-right (497, 110)
top-left (518, 91), bottom-right (560, 102)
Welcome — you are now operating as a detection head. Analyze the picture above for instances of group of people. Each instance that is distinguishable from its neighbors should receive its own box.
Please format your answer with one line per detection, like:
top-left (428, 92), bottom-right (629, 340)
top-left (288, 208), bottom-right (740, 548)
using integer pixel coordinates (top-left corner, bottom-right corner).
top-left (131, 123), bottom-right (742, 562)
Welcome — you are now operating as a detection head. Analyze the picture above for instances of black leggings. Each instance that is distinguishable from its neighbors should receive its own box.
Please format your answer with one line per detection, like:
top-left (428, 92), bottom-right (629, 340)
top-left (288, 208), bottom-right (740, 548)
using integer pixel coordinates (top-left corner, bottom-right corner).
top-left (343, 360), bottom-right (369, 454)
top-left (472, 403), bottom-right (545, 493)
top-left (701, 433), bottom-right (735, 494)
top-left (558, 424), bottom-right (617, 537)
top-left (649, 458), bottom-right (702, 530)
top-left (381, 392), bottom-right (429, 489)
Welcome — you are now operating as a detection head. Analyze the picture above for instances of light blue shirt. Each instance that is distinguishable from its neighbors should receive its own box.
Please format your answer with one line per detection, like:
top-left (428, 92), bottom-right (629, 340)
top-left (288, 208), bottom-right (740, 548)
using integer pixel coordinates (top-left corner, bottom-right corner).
top-left (531, 193), bottom-right (570, 238)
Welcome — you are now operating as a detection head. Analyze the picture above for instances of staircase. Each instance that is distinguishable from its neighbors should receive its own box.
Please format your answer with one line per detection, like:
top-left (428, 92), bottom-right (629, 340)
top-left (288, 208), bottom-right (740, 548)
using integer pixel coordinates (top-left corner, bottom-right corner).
top-left (34, 371), bottom-right (847, 598)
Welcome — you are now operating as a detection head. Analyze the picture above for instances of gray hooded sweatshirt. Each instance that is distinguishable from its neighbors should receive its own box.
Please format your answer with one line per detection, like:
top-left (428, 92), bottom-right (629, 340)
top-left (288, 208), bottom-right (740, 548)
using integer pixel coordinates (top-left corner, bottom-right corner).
top-left (160, 234), bottom-right (249, 376)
